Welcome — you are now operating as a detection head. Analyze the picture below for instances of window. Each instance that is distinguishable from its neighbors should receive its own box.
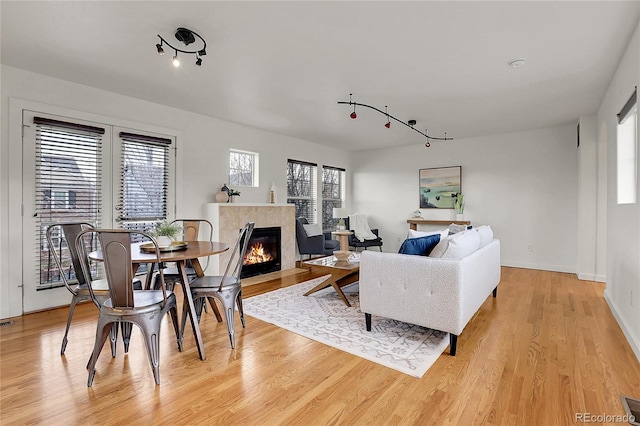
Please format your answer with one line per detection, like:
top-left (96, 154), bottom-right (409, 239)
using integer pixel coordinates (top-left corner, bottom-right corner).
top-left (34, 116), bottom-right (103, 288)
top-left (229, 149), bottom-right (259, 187)
top-left (118, 132), bottom-right (173, 237)
top-left (322, 166), bottom-right (345, 230)
top-left (617, 88), bottom-right (637, 204)
top-left (287, 159), bottom-right (317, 223)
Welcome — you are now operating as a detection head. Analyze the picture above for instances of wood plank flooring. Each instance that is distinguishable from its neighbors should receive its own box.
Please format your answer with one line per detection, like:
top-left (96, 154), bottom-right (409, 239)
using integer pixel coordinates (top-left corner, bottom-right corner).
top-left (1, 267), bottom-right (639, 425)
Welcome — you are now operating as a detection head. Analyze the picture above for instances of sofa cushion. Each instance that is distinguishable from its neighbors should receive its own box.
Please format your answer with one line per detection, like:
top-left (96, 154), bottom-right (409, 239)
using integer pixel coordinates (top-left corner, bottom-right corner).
top-left (476, 225), bottom-right (494, 248)
top-left (429, 229), bottom-right (481, 259)
top-left (398, 234), bottom-right (441, 256)
top-left (303, 223), bottom-right (322, 237)
top-left (449, 223), bottom-right (472, 234)
top-left (406, 228), bottom-right (449, 240)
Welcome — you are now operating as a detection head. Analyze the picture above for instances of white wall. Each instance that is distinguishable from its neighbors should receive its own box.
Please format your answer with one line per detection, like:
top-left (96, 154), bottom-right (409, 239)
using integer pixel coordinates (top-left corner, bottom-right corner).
top-left (577, 115), bottom-right (599, 281)
top-left (0, 65), bottom-right (350, 317)
top-left (598, 21), bottom-right (640, 360)
top-left (350, 125), bottom-right (579, 273)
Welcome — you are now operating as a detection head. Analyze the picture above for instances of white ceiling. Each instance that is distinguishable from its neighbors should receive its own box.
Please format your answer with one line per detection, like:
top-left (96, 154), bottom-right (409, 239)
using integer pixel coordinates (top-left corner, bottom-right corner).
top-left (2, 1), bottom-right (639, 151)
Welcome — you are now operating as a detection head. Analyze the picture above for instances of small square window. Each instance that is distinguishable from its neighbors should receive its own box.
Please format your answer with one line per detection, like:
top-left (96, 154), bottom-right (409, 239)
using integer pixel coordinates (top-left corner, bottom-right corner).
top-left (229, 149), bottom-right (259, 187)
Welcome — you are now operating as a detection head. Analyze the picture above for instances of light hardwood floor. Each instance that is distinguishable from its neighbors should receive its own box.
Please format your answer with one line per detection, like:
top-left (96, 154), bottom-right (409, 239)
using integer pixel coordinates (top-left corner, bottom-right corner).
top-left (1, 267), bottom-right (639, 425)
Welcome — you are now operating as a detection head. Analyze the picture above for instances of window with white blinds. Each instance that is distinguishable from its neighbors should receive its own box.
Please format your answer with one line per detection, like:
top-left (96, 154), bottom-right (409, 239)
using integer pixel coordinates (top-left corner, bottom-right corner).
top-left (322, 165), bottom-right (346, 230)
top-left (287, 159), bottom-right (317, 223)
top-left (34, 117), bottom-right (104, 289)
top-left (118, 132), bottom-right (172, 235)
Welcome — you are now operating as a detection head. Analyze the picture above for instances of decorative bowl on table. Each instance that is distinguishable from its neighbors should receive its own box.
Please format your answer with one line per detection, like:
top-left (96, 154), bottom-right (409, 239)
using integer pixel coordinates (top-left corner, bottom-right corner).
top-left (334, 250), bottom-right (351, 262)
top-left (140, 241), bottom-right (189, 253)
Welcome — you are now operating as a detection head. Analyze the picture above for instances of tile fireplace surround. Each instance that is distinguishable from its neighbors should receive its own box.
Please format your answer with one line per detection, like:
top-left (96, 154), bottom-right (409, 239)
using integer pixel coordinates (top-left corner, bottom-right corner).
top-left (204, 203), bottom-right (296, 279)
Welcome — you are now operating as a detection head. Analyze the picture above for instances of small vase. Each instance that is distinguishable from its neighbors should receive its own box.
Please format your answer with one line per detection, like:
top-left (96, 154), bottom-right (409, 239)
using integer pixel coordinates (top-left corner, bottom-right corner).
top-left (230, 195), bottom-right (239, 203)
top-left (215, 191), bottom-right (228, 203)
top-left (156, 236), bottom-right (171, 248)
top-left (456, 213), bottom-right (464, 221)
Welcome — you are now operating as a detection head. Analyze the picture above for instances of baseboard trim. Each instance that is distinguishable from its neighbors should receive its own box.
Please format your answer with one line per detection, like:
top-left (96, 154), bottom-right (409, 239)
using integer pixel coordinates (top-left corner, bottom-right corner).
top-left (577, 273), bottom-right (596, 281)
top-left (501, 260), bottom-right (574, 274)
top-left (604, 290), bottom-right (640, 364)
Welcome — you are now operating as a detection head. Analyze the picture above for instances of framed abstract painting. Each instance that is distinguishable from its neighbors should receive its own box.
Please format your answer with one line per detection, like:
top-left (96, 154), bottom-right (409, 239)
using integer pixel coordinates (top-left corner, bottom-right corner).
top-left (419, 166), bottom-right (461, 209)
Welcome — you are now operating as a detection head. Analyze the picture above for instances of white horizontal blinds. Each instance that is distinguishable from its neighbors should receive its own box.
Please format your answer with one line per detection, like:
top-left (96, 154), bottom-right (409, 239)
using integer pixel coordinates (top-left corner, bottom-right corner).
top-left (287, 159), bottom-right (317, 224)
top-left (118, 132), bottom-right (171, 237)
top-left (34, 116), bottom-right (104, 289)
top-left (322, 165), bottom-right (345, 230)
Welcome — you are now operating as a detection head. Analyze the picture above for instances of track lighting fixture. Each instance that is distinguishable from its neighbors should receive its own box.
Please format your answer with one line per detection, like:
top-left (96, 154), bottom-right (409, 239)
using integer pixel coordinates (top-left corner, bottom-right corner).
top-left (338, 94), bottom-right (453, 147)
top-left (156, 27), bottom-right (207, 68)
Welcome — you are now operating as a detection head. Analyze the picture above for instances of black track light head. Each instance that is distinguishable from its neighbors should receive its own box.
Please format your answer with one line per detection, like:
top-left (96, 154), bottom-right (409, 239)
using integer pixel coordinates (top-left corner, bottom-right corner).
top-left (195, 57), bottom-right (202, 66)
top-left (156, 43), bottom-right (165, 55)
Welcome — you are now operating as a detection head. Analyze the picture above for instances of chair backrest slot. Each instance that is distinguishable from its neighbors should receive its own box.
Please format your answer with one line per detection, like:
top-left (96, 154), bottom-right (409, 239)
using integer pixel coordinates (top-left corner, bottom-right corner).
top-left (99, 232), bottom-right (136, 308)
top-left (220, 222), bottom-right (255, 291)
top-left (46, 222), bottom-right (95, 290)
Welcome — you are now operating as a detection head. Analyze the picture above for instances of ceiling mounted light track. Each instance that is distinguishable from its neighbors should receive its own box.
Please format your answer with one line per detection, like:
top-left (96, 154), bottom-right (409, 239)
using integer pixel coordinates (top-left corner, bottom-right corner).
top-left (337, 94), bottom-right (452, 147)
top-left (156, 27), bottom-right (207, 67)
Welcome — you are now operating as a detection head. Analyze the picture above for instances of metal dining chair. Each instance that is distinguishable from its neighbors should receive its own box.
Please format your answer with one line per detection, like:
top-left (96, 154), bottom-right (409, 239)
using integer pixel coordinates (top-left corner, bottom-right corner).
top-left (46, 222), bottom-right (139, 356)
top-left (76, 228), bottom-right (181, 386)
top-left (180, 222), bottom-right (254, 349)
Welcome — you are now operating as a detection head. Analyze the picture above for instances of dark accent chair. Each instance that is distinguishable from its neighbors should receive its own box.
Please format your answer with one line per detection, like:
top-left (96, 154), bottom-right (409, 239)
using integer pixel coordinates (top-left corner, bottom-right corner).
top-left (295, 217), bottom-right (339, 259)
top-left (344, 217), bottom-right (383, 251)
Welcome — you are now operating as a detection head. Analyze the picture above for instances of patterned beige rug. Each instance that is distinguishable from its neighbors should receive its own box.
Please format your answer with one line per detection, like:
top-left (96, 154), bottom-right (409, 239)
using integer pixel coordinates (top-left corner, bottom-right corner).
top-left (243, 276), bottom-right (449, 378)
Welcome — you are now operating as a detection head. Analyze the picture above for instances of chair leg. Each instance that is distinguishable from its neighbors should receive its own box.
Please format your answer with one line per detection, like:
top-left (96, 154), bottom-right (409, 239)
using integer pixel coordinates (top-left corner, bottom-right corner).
top-left (121, 321), bottom-right (133, 353)
top-left (365, 313), bottom-right (372, 331)
top-left (194, 297), bottom-right (205, 323)
top-left (236, 290), bottom-right (245, 328)
top-left (139, 320), bottom-right (162, 385)
top-left (88, 321), bottom-right (115, 387)
top-left (213, 286), bottom-right (241, 349)
top-left (109, 323), bottom-right (119, 358)
top-left (61, 295), bottom-right (81, 355)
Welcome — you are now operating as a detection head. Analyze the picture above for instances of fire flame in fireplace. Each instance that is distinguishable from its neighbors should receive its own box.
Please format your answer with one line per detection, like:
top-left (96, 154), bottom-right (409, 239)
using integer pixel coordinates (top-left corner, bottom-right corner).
top-left (244, 242), bottom-right (274, 265)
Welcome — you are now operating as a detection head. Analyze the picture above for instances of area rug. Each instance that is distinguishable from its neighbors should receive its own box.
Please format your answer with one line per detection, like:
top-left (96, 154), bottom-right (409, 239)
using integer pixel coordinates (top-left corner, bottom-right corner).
top-left (242, 276), bottom-right (449, 378)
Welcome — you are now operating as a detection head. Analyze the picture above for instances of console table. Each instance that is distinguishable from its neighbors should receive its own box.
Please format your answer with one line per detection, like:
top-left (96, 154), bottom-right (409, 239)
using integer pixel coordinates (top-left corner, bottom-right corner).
top-left (407, 218), bottom-right (471, 230)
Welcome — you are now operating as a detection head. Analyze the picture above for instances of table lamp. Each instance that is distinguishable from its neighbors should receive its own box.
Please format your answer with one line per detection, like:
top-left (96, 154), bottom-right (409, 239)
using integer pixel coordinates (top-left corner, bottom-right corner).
top-left (333, 207), bottom-right (348, 230)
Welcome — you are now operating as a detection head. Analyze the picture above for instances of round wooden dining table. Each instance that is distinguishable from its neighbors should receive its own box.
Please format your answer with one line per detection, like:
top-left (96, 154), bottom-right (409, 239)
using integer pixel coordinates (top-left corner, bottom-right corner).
top-left (90, 240), bottom-right (229, 361)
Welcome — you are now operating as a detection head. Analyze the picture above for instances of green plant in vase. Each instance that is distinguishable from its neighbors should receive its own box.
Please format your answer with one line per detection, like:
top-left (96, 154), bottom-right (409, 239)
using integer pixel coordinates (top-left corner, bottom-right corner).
top-left (152, 220), bottom-right (182, 247)
top-left (454, 193), bottom-right (465, 216)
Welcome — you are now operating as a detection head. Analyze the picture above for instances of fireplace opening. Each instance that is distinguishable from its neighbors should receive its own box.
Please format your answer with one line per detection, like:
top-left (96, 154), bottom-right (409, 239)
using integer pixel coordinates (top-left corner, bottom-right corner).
top-left (241, 226), bottom-right (281, 279)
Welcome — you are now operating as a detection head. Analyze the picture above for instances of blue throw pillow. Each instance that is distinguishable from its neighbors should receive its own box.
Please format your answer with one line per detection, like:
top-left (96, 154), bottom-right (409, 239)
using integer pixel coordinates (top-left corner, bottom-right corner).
top-left (398, 234), bottom-right (441, 256)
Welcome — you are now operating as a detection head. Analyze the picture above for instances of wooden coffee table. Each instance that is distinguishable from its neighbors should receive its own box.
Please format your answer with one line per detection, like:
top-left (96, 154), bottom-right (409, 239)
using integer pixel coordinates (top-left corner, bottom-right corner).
top-left (302, 254), bottom-right (360, 307)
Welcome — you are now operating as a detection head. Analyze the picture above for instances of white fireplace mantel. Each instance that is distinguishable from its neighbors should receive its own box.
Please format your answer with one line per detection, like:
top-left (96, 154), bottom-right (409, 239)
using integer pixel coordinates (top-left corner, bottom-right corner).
top-left (204, 203), bottom-right (296, 278)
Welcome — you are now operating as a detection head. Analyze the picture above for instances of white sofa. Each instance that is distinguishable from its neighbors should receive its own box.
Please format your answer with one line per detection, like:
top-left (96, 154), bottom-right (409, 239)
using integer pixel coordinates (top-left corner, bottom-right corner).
top-left (359, 237), bottom-right (501, 355)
